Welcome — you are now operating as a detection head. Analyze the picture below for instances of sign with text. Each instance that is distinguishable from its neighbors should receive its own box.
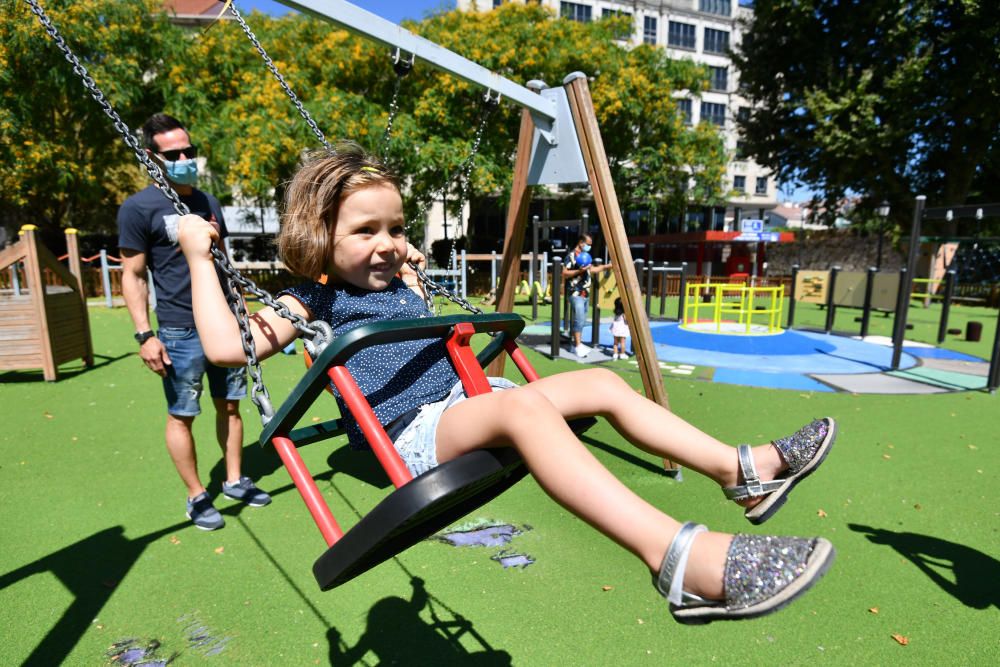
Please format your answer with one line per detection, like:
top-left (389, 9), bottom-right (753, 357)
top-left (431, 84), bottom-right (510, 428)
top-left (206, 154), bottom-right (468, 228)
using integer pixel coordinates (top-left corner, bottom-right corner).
top-left (740, 218), bottom-right (764, 233)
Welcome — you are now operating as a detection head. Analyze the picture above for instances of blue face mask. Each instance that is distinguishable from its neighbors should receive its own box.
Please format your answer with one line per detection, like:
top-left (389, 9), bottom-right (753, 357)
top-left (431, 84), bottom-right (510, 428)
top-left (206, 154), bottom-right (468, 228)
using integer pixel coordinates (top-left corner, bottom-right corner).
top-left (162, 158), bottom-right (198, 185)
top-left (582, 243), bottom-right (592, 252)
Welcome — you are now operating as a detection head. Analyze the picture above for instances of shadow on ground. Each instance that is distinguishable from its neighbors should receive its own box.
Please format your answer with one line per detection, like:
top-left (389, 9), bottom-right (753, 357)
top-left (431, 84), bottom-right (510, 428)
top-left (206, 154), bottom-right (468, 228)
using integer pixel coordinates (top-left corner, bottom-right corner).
top-left (849, 523), bottom-right (1000, 610)
top-left (328, 577), bottom-right (511, 666)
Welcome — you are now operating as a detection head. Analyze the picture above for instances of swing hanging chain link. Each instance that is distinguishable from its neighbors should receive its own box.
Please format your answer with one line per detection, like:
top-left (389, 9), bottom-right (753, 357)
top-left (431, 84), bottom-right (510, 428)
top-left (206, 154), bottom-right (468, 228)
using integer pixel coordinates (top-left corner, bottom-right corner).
top-left (408, 90), bottom-right (501, 232)
top-left (382, 49), bottom-right (414, 158)
top-left (227, 3), bottom-right (332, 151)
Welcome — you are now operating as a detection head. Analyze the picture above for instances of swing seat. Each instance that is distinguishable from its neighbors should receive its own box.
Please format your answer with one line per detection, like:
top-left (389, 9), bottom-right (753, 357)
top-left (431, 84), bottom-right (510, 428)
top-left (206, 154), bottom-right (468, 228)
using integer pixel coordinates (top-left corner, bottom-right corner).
top-left (259, 313), bottom-right (596, 591)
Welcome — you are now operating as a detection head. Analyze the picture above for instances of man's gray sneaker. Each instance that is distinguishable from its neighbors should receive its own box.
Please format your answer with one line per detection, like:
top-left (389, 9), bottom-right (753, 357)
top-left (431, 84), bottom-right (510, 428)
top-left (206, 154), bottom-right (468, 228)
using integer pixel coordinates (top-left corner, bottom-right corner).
top-left (186, 492), bottom-right (225, 531)
top-left (222, 476), bottom-right (272, 507)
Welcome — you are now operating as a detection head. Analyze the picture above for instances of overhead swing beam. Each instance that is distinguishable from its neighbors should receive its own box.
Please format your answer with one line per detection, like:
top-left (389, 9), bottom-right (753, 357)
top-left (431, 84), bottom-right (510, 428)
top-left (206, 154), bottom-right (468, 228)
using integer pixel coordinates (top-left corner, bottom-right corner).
top-left (271, 1), bottom-right (557, 124)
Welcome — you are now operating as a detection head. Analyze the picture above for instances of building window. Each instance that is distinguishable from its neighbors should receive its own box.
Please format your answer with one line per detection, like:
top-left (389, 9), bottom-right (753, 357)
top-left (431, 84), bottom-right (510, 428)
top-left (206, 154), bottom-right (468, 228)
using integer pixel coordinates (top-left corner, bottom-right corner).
top-left (699, 0), bottom-right (731, 16)
top-left (668, 21), bottom-right (696, 49)
top-left (643, 16), bottom-right (657, 45)
top-left (601, 8), bottom-right (632, 39)
top-left (733, 175), bottom-right (746, 193)
top-left (560, 2), bottom-right (592, 23)
top-left (735, 140), bottom-right (748, 159)
top-left (709, 66), bottom-right (728, 92)
top-left (704, 27), bottom-right (730, 54)
top-left (677, 98), bottom-right (693, 125)
top-left (701, 101), bottom-right (726, 126)
top-left (736, 106), bottom-right (750, 123)
top-left (493, 0), bottom-right (503, 8)
top-left (755, 176), bottom-right (769, 195)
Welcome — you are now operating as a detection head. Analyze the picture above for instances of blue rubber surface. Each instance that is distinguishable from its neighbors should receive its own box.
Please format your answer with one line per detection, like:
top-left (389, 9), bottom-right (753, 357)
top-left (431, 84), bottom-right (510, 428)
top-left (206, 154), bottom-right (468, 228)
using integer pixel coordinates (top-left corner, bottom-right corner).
top-left (641, 323), bottom-right (919, 374)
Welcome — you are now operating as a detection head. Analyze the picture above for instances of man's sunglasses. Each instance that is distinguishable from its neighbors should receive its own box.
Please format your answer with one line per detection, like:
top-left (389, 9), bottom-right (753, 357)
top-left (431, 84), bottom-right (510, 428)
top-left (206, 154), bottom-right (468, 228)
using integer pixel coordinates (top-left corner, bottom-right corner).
top-left (156, 145), bottom-right (198, 161)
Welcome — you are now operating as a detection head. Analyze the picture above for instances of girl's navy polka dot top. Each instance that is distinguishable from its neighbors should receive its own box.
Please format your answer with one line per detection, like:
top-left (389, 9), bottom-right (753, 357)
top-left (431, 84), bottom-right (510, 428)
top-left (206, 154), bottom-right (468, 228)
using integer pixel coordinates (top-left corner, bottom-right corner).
top-left (279, 278), bottom-right (458, 449)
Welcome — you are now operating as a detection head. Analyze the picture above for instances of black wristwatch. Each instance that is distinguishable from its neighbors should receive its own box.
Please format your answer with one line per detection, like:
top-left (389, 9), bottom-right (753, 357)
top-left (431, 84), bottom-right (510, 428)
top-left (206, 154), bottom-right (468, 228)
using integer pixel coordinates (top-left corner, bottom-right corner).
top-left (134, 330), bottom-right (156, 345)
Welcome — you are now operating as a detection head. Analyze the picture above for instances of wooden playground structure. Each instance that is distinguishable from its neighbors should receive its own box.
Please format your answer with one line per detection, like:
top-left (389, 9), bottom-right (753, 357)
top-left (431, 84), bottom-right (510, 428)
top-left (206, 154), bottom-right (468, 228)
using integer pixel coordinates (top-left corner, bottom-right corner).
top-left (0, 226), bottom-right (93, 380)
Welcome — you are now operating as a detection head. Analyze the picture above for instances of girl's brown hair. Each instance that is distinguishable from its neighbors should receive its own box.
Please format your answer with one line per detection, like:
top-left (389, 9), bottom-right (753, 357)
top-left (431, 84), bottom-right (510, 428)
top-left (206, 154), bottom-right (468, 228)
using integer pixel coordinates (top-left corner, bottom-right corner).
top-left (277, 143), bottom-right (401, 279)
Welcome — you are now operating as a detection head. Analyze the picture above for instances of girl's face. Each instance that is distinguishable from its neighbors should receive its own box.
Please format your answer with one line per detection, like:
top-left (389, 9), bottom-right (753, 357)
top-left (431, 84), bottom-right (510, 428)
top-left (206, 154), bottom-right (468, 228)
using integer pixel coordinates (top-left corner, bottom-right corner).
top-left (328, 183), bottom-right (407, 290)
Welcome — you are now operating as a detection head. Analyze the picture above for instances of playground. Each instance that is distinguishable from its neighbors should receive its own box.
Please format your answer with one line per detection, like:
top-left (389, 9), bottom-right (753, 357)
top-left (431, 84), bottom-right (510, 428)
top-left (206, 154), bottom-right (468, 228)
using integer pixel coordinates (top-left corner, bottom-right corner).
top-left (1, 302), bottom-right (998, 664)
top-left (2, 0), bottom-right (999, 664)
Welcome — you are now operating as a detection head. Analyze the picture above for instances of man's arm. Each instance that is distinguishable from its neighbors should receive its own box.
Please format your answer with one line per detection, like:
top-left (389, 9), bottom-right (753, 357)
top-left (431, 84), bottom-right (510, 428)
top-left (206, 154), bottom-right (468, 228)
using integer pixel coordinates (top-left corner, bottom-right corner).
top-left (120, 248), bottom-right (171, 376)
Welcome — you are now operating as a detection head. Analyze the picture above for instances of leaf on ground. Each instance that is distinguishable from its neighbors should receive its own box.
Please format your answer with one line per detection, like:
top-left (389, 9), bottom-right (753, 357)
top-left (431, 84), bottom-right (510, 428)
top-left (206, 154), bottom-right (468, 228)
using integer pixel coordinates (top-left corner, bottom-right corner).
top-left (817, 508), bottom-right (827, 517)
top-left (601, 585), bottom-right (613, 591)
top-left (882, 454), bottom-right (892, 460)
top-left (913, 503), bottom-right (922, 510)
top-left (214, 546), bottom-right (225, 554)
top-left (43, 411), bottom-right (54, 419)
top-left (868, 607), bottom-right (879, 614)
top-left (968, 444), bottom-right (978, 450)
top-left (891, 633), bottom-right (909, 646)
top-left (169, 535), bottom-right (181, 545)
top-left (312, 416), bottom-right (321, 422)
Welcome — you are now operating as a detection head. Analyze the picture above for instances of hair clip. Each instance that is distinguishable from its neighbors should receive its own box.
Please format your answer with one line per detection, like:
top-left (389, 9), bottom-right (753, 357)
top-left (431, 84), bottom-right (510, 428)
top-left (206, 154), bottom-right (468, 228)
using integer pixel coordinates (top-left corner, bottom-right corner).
top-left (360, 166), bottom-right (382, 174)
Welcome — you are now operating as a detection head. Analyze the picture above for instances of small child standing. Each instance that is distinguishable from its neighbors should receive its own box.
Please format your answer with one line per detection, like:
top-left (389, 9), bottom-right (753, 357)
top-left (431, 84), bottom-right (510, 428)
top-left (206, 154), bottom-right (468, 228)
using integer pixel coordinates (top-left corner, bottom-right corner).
top-left (610, 297), bottom-right (630, 360)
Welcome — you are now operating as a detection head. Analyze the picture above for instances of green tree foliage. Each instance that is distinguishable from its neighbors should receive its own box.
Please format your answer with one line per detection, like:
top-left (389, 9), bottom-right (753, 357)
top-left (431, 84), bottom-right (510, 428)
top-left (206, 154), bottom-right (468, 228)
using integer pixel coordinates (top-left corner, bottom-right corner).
top-left (0, 0), bottom-right (182, 234)
top-left (733, 0), bottom-right (1000, 230)
top-left (3, 1), bottom-right (728, 242)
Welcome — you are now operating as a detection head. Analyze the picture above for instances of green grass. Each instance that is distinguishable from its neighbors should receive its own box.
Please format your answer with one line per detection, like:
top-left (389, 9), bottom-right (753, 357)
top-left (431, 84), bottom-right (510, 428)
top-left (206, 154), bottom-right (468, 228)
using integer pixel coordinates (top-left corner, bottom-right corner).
top-left (1, 304), bottom-right (998, 665)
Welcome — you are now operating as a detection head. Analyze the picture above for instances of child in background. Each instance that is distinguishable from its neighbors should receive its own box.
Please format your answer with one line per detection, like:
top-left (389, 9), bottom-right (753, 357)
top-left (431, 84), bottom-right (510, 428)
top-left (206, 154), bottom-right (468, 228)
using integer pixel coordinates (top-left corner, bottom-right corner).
top-left (178, 144), bottom-right (837, 624)
top-left (610, 297), bottom-right (630, 360)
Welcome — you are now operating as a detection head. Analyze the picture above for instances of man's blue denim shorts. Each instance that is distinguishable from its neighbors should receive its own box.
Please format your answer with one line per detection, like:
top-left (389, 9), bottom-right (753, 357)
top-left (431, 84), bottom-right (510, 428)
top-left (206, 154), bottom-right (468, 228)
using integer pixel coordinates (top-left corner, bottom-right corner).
top-left (159, 326), bottom-right (247, 417)
top-left (569, 294), bottom-right (588, 334)
top-left (392, 378), bottom-right (518, 477)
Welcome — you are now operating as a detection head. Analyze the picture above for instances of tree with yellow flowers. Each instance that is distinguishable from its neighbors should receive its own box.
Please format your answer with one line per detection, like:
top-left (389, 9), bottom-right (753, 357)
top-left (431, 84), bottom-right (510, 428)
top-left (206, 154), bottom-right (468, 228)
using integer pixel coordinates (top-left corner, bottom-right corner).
top-left (0, 0), bottom-right (183, 237)
top-left (3, 1), bottom-right (728, 249)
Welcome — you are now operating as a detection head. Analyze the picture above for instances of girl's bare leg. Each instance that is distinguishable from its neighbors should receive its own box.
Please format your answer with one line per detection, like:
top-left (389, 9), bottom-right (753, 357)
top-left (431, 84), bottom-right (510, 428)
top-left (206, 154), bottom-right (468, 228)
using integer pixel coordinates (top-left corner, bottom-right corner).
top-left (435, 386), bottom-right (731, 599)
top-left (513, 368), bottom-right (788, 505)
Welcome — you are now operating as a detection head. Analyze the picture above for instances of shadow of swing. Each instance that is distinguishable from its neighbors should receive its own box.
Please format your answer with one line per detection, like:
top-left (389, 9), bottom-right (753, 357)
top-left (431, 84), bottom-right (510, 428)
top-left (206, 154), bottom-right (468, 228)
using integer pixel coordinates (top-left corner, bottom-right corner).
top-left (0, 442), bottom-right (515, 665)
top-left (327, 577), bottom-right (511, 666)
top-left (848, 523), bottom-right (1000, 610)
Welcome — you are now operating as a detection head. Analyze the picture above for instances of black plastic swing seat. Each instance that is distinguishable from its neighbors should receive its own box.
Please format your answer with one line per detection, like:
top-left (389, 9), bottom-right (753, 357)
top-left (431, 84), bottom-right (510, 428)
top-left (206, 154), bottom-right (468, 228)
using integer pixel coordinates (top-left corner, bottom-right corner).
top-left (257, 312), bottom-right (597, 591)
top-left (313, 418), bottom-right (596, 591)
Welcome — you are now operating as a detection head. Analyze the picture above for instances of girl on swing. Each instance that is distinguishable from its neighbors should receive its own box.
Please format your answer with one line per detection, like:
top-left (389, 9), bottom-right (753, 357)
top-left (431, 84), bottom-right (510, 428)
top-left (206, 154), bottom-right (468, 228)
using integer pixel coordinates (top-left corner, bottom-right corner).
top-left (178, 144), bottom-right (837, 624)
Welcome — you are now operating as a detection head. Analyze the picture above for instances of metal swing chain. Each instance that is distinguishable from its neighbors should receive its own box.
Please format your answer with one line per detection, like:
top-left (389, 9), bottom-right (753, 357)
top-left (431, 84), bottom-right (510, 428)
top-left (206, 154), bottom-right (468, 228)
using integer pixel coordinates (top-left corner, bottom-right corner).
top-left (382, 49), bottom-right (415, 159)
top-left (402, 90), bottom-right (502, 316)
top-left (227, 2), bottom-right (332, 151)
top-left (25, 0), bottom-right (333, 425)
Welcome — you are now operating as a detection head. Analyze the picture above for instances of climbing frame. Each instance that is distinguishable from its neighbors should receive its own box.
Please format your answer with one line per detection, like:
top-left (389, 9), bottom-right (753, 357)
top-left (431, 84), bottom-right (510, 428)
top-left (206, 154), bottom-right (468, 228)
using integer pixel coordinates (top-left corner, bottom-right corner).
top-left (0, 226), bottom-right (93, 380)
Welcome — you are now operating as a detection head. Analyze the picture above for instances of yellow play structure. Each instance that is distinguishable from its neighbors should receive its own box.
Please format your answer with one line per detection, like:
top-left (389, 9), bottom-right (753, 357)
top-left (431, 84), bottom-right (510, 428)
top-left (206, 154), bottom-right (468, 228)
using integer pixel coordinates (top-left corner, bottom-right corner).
top-left (682, 282), bottom-right (785, 335)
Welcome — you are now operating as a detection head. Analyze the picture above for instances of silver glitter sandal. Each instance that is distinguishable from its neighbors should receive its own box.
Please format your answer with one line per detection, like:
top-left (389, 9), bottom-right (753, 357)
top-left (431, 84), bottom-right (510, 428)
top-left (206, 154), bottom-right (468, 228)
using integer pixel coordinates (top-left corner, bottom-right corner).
top-left (724, 417), bottom-right (837, 525)
top-left (655, 522), bottom-right (836, 625)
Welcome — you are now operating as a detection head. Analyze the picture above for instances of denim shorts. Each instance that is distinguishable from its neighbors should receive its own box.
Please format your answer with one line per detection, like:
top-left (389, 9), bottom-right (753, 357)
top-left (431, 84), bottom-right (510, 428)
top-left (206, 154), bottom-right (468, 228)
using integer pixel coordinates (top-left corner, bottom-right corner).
top-left (569, 294), bottom-right (588, 334)
top-left (392, 377), bottom-right (518, 477)
top-left (159, 327), bottom-right (247, 417)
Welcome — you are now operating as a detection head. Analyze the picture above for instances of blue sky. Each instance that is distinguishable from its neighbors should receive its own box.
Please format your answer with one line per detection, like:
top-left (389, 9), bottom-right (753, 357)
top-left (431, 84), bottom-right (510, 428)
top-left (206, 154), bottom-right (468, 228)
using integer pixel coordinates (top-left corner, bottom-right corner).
top-left (238, 0), bottom-right (455, 23)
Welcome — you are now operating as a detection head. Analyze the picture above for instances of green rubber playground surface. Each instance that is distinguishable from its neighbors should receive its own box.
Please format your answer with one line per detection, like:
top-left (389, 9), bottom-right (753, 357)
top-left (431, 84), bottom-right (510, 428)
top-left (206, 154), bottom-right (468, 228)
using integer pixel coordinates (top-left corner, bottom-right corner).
top-left (1, 303), bottom-right (998, 665)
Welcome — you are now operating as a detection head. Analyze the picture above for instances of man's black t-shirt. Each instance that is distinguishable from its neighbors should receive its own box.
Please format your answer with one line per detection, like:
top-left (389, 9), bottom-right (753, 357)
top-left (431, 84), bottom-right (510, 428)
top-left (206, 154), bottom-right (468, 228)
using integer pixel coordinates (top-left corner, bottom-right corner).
top-left (117, 185), bottom-right (227, 328)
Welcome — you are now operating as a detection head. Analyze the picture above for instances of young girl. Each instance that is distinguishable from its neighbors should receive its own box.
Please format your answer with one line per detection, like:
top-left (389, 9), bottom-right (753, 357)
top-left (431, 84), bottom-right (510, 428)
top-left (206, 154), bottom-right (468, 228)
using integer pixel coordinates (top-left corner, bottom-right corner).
top-left (610, 297), bottom-right (630, 360)
top-left (178, 145), bottom-right (837, 624)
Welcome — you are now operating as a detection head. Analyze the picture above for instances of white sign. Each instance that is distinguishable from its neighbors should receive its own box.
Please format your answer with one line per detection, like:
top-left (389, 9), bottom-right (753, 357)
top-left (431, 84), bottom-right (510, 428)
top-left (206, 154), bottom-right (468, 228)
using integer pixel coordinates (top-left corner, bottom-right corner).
top-left (740, 218), bottom-right (764, 233)
top-left (735, 232), bottom-right (781, 243)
